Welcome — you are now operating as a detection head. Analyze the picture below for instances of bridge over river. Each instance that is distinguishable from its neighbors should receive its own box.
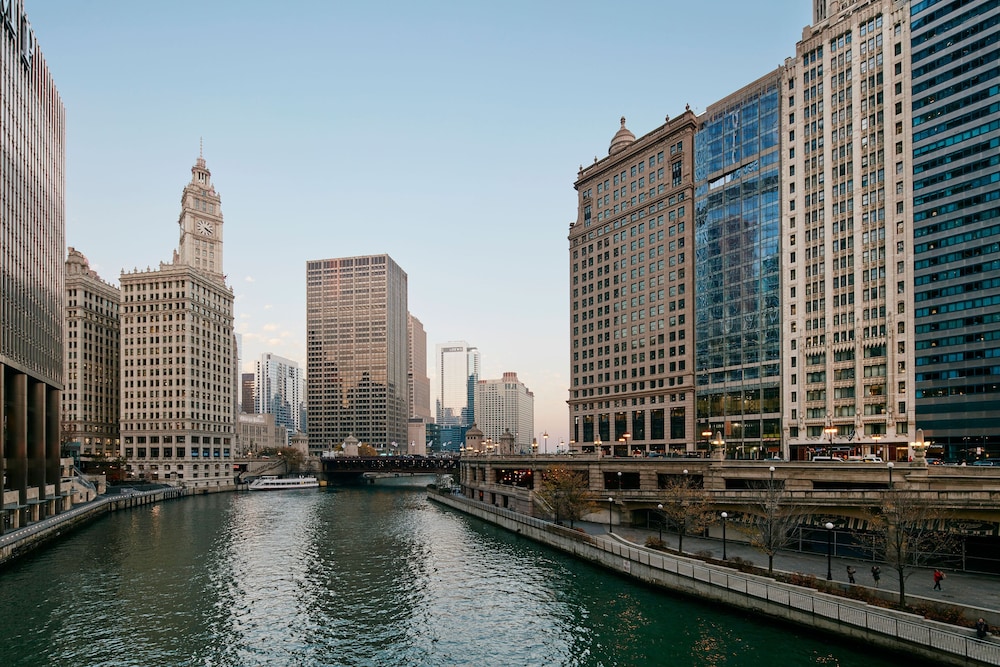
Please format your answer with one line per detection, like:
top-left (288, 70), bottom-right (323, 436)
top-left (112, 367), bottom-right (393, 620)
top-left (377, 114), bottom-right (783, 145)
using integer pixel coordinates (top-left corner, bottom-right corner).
top-left (319, 455), bottom-right (458, 483)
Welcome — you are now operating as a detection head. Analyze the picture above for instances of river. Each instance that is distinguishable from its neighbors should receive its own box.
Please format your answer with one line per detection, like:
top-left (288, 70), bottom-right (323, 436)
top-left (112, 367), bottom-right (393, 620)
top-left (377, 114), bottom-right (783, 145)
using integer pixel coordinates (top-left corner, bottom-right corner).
top-left (0, 478), bottom-right (903, 666)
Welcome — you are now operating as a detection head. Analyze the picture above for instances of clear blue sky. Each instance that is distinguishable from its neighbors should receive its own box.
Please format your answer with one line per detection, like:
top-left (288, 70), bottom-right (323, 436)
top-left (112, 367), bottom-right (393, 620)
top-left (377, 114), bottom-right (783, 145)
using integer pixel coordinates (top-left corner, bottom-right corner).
top-left (26, 0), bottom-right (810, 448)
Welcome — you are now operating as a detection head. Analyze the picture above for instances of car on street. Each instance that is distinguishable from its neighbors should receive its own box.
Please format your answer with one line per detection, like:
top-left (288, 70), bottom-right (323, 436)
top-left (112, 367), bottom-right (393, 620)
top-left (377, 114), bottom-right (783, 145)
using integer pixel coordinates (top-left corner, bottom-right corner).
top-left (971, 459), bottom-right (999, 466)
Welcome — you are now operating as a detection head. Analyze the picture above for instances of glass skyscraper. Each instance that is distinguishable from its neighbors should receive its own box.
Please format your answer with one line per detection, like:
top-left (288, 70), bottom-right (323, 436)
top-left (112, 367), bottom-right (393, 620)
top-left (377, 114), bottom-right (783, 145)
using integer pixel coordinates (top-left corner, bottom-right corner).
top-left (695, 71), bottom-right (784, 459)
top-left (911, 0), bottom-right (1000, 460)
top-left (436, 342), bottom-right (479, 428)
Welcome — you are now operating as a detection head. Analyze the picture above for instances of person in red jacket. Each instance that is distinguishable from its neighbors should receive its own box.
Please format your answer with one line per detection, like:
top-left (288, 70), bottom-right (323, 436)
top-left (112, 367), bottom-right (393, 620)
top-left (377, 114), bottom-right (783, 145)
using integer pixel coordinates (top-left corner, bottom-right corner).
top-left (933, 569), bottom-right (945, 590)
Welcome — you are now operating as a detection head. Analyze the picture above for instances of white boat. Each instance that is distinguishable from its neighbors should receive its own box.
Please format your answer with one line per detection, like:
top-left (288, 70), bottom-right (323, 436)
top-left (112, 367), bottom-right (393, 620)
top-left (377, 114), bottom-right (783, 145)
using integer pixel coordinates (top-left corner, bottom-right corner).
top-left (247, 475), bottom-right (320, 491)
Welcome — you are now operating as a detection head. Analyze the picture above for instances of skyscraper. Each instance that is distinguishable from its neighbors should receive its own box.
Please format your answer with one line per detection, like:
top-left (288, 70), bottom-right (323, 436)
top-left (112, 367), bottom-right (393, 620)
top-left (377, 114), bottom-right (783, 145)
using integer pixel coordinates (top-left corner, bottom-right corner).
top-left (436, 342), bottom-right (480, 427)
top-left (474, 372), bottom-right (534, 452)
top-left (695, 70), bottom-right (785, 459)
top-left (63, 248), bottom-right (121, 458)
top-left (306, 254), bottom-right (408, 455)
top-left (408, 314), bottom-right (431, 421)
top-left (570, 111), bottom-right (699, 456)
top-left (1, 0), bottom-right (66, 528)
top-left (910, 0), bottom-right (1000, 460)
top-left (254, 352), bottom-right (302, 435)
top-left (783, 0), bottom-right (915, 461)
top-left (119, 155), bottom-right (235, 488)
top-left (240, 372), bottom-right (254, 414)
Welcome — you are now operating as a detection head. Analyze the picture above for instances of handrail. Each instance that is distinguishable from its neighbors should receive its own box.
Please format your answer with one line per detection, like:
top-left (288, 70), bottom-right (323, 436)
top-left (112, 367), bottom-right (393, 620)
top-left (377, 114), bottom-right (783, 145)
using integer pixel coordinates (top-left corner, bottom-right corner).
top-left (431, 490), bottom-right (1000, 666)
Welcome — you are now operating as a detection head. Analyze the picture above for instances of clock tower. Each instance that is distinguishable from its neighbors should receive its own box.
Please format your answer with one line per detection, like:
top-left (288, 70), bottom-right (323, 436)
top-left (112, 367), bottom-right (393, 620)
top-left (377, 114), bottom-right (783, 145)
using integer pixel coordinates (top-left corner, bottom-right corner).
top-left (176, 150), bottom-right (224, 274)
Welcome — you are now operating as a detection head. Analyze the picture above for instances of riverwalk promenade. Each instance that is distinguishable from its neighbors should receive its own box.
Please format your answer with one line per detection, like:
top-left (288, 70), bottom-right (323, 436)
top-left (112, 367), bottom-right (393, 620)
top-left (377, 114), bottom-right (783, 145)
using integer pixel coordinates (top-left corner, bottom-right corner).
top-left (430, 489), bottom-right (1000, 666)
top-left (594, 520), bottom-right (1000, 622)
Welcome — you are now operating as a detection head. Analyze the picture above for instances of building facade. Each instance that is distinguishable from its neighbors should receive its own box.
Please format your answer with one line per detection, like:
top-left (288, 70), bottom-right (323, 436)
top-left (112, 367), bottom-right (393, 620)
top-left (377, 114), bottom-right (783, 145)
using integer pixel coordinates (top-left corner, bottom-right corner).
top-left (570, 111), bottom-right (699, 456)
top-left (63, 248), bottom-right (120, 458)
top-left (408, 313), bottom-right (432, 423)
top-left (119, 155), bottom-right (235, 488)
top-left (240, 372), bottom-right (254, 414)
top-left (783, 0), bottom-right (916, 461)
top-left (695, 71), bottom-right (785, 460)
top-left (1, 0), bottom-right (66, 530)
top-left (436, 341), bottom-right (479, 427)
top-left (474, 372), bottom-right (534, 452)
top-left (237, 412), bottom-right (287, 456)
top-left (306, 254), bottom-right (409, 455)
top-left (910, 0), bottom-right (1000, 460)
top-left (254, 352), bottom-right (302, 434)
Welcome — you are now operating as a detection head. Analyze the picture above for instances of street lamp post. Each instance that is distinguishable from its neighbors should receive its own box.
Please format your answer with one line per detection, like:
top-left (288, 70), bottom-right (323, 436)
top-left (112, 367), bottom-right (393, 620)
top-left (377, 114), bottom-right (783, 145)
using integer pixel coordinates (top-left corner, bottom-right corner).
top-left (608, 497), bottom-right (614, 533)
top-left (617, 470), bottom-right (622, 497)
top-left (531, 440), bottom-right (538, 458)
top-left (769, 465), bottom-right (775, 489)
top-left (824, 423), bottom-right (838, 456)
top-left (543, 431), bottom-right (548, 454)
top-left (720, 512), bottom-right (728, 560)
top-left (887, 461), bottom-right (894, 489)
top-left (656, 503), bottom-right (664, 542)
top-left (872, 433), bottom-right (881, 458)
top-left (825, 522), bottom-right (835, 580)
top-left (595, 437), bottom-right (603, 458)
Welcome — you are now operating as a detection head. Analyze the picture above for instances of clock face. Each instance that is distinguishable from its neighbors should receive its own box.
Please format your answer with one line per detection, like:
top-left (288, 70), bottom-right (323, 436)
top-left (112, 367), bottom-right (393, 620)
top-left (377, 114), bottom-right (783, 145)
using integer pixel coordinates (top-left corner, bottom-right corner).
top-left (196, 220), bottom-right (214, 237)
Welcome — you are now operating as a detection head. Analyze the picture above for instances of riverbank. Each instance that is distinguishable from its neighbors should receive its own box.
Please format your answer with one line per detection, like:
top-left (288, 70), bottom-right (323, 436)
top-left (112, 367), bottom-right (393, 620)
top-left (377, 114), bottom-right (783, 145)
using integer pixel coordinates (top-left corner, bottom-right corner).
top-left (428, 487), bottom-right (1000, 667)
top-left (0, 485), bottom-right (208, 569)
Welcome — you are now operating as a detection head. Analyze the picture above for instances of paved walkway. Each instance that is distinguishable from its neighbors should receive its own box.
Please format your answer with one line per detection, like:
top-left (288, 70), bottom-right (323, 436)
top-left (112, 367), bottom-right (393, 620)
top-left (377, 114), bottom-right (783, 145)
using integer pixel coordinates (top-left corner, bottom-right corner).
top-left (573, 520), bottom-right (1000, 616)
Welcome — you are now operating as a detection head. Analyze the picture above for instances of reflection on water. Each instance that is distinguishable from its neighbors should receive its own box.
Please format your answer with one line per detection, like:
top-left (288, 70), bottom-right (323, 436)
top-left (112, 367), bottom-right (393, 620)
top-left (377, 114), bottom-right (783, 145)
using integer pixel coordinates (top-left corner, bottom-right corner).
top-left (0, 481), bottom-right (904, 666)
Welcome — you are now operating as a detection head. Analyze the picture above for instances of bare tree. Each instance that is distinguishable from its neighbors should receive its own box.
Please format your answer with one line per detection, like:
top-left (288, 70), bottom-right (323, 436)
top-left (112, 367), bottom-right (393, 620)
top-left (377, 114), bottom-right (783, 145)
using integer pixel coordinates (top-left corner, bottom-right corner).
top-left (866, 488), bottom-right (960, 607)
top-left (534, 466), bottom-right (593, 528)
top-left (657, 473), bottom-right (713, 553)
top-left (748, 479), bottom-right (804, 575)
top-left (278, 446), bottom-right (305, 472)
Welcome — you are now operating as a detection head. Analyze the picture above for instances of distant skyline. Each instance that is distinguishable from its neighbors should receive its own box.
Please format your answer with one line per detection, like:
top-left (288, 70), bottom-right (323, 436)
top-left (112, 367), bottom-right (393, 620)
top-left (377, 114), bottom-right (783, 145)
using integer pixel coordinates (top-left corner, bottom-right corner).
top-left (26, 0), bottom-right (811, 448)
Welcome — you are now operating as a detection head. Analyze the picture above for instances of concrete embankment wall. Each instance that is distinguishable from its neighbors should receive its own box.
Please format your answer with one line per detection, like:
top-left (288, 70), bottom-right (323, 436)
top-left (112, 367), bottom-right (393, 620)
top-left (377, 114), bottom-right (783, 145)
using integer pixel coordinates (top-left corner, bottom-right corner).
top-left (429, 490), bottom-right (1000, 667)
top-left (0, 486), bottom-right (207, 569)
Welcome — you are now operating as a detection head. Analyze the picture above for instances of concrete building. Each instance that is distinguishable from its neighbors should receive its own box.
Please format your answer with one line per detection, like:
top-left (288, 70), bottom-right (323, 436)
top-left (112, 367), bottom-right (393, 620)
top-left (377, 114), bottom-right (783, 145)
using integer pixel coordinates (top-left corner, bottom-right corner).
top-left (237, 412), bottom-right (287, 456)
top-left (408, 314), bottom-right (432, 422)
top-left (254, 352), bottom-right (302, 434)
top-left (305, 254), bottom-right (409, 456)
top-left (570, 111), bottom-right (699, 456)
top-left (909, 0), bottom-right (1000, 461)
top-left (119, 154), bottom-right (235, 488)
top-left (63, 248), bottom-right (120, 458)
top-left (436, 341), bottom-right (479, 427)
top-left (1, 1), bottom-right (67, 531)
top-left (783, 0), bottom-right (915, 461)
top-left (695, 71), bottom-right (786, 460)
top-left (474, 372), bottom-right (534, 453)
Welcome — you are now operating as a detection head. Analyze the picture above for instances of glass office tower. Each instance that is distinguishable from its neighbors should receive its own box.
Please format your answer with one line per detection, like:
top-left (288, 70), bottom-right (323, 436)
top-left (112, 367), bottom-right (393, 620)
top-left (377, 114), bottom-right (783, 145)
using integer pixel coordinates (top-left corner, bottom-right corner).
top-left (695, 71), bottom-right (784, 459)
top-left (911, 0), bottom-right (1000, 461)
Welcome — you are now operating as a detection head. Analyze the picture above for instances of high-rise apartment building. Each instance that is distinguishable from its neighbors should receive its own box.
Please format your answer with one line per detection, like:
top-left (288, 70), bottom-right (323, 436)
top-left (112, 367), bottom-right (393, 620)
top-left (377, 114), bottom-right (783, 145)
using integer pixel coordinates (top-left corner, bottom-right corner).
top-left (306, 254), bottom-right (409, 455)
top-left (1, 1), bottom-right (66, 529)
top-left (910, 0), bottom-right (1000, 459)
top-left (695, 71), bottom-right (785, 459)
top-left (474, 372), bottom-right (534, 452)
top-left (408, 314), bottom-right (431, 421)
top-left (63, 248), bottom-right (120, 458)
top-left (119, 155), bottom-right (235, 488)
top-left (783, 0), bottom-right (915, 460)
top-left (254, 352), bottom-right (302, 434)
top-left (570, 111), bottom-right (699, 456)
top-left (436, 341), bottom-right (480, 427)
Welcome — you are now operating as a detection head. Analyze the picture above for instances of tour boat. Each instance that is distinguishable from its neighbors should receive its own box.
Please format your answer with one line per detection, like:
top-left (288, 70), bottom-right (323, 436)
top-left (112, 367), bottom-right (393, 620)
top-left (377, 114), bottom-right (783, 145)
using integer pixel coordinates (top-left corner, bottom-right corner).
top-left (247, 475), bottom-right (320, 491)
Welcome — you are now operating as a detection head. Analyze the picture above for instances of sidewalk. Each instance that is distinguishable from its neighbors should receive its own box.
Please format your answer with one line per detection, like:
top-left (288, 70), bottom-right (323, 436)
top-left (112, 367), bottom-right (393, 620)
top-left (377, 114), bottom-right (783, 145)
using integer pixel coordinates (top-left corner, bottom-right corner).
top-left (573, 520), bottom-right (1000, 616)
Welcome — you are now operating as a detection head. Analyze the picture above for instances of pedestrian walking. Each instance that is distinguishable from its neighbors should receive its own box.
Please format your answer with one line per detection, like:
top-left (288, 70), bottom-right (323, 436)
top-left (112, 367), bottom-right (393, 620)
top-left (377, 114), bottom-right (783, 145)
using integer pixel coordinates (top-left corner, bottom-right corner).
top-left (871, 565), bottom-right (881, 587)
top-left (976, 618), bottom-right (989, 639)
top-left (933, 569), bottom-right (945, 590)
top-left (846, 566), bottom-right (856, 584)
